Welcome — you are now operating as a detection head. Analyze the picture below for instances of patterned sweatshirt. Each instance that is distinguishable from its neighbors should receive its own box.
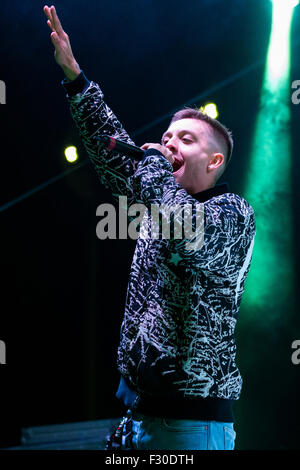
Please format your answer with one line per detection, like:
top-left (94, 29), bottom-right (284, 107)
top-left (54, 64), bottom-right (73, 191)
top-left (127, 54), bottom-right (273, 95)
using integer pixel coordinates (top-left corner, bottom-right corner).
top-left (62, 72), bottom-right (256, 422)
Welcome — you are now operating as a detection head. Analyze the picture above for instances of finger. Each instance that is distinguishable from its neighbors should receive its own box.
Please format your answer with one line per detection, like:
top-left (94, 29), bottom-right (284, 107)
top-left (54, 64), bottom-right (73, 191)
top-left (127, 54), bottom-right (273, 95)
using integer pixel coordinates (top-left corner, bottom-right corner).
top-left (43, 5), bottom-right (49, 19)
top-left (44, 6), bottom-right (55, 31)
top-left (141, 143), bottom-right (157, 148)
top-left (50, 5), bottom-right (64, 34)
top-left (50, 31), bottom-right (59, 45)
top-left (43, 6), bottom-right (52, 22)
top-left (47, 19), bottom-right (56, 33)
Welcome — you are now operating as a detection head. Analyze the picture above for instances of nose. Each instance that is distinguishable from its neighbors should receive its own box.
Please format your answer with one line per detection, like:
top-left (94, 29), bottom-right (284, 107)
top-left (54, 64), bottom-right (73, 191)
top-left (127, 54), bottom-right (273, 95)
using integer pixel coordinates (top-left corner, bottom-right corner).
top-left (165, 137), bottom-right (177, 153)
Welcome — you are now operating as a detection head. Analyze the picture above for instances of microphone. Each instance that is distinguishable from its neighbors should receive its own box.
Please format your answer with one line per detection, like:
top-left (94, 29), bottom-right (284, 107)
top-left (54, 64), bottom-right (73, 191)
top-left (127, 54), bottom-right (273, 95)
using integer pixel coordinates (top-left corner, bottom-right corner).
top-left (94, 135), bottom-right (144, 161)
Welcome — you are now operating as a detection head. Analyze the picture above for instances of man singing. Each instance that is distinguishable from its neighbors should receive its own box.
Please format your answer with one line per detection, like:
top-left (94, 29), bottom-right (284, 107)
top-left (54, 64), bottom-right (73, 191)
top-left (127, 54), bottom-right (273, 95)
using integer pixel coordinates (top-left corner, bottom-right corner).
top-left (44, 5), bottom-right (256, 450)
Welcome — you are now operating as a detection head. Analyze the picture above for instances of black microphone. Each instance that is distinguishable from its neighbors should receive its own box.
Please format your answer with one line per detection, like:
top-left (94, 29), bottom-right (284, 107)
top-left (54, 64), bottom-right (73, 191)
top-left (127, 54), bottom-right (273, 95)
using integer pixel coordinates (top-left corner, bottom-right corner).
top-left (94, 135), bottom-right (144, 160)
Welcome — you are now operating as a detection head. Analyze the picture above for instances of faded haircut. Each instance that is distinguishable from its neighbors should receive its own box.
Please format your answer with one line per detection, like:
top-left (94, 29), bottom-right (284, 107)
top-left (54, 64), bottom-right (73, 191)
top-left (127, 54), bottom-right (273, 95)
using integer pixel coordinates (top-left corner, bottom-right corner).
top-left (170, 107), bottom-right (233, 169)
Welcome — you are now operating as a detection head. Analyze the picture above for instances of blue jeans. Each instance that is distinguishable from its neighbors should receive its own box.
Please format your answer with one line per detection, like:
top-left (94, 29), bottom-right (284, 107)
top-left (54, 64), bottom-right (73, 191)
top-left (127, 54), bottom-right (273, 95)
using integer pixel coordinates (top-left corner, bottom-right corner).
top-left (130, 412), bottom-right (236, 450)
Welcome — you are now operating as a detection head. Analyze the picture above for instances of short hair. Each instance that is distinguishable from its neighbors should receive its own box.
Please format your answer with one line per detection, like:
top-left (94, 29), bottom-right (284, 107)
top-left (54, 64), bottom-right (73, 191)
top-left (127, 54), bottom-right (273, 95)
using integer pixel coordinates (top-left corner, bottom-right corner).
top-left (170, 107), bottom-right (233, 170)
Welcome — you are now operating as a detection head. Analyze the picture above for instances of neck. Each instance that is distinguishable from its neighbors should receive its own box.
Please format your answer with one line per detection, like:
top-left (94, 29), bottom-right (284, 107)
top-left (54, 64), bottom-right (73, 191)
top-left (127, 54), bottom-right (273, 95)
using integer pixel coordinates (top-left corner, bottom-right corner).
top-left (190, 182), bottom-right (215, 195)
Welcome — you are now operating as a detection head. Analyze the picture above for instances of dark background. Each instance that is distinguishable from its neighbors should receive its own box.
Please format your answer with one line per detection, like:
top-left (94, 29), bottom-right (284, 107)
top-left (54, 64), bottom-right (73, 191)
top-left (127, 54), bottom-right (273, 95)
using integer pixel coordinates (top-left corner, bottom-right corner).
top-left (1, 0), bottom-right (299, 450)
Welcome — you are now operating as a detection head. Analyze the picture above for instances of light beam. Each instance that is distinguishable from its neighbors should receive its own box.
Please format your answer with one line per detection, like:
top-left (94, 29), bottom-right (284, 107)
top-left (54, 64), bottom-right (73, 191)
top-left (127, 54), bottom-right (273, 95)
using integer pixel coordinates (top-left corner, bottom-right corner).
top-left (241, 0), bottom-right (297, 325)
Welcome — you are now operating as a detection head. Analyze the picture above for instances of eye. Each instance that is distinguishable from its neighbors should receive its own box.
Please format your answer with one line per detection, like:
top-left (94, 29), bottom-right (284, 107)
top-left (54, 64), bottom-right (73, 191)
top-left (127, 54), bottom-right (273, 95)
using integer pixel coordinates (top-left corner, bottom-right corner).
top-left (182, 138), bottom-right (193, 144)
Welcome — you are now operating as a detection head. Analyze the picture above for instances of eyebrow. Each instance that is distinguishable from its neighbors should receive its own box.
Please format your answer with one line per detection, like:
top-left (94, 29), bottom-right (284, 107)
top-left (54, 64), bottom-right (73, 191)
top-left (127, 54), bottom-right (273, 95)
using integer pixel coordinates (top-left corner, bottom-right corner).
top-left (161, 129), bottom-right (198, 142)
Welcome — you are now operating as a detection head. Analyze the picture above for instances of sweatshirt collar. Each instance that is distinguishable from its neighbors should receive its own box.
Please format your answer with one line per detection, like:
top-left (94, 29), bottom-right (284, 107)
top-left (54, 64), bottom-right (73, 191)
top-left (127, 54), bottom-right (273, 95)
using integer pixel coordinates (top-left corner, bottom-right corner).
top-left (192, 182), bottom-right (230, 203)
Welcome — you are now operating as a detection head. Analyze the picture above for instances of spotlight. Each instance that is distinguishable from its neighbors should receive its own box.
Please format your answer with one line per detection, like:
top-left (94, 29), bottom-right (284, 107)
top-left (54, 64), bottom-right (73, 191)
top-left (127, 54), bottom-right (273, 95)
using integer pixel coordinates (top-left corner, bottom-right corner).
top-left (271, 0), bottom-right (299, 9)
top-left (199, 103), bottom-right (219, 119)
top-left (64, 146), bottom-right (78, 163)
top-left (243, 0), bottom-right (296, 314)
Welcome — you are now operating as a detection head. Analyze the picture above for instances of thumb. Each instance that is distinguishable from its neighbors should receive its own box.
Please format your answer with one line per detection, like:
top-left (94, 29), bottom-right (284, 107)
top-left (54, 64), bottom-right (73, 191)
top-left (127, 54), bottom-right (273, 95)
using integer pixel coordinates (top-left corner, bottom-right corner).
top-left (51, 31), bottom-right (59, 43)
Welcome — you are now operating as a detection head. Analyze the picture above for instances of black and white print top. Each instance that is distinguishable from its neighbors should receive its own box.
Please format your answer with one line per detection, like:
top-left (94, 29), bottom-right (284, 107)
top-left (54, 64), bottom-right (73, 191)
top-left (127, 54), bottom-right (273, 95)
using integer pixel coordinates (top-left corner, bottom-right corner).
top-left (63, 72), bottom-right (256, 421)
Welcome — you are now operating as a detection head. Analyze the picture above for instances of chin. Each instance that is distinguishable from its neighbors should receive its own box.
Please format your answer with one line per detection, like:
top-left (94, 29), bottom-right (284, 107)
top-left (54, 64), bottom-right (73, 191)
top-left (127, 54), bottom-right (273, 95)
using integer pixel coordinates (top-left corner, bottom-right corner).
top-left (173, 173), bottom-right (186, 190)
top-left (173, 165), bottom-right (184, 180)
top-left (173, 171), bottom-right (197, 194)
top-left (173, 172), bottom-right (181, 184)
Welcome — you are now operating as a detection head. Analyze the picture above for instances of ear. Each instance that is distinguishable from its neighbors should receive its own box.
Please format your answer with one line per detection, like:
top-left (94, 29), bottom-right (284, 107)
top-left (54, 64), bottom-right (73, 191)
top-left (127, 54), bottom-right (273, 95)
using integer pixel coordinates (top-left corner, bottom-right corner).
top-left (207, 153), bottom-right (224, 172)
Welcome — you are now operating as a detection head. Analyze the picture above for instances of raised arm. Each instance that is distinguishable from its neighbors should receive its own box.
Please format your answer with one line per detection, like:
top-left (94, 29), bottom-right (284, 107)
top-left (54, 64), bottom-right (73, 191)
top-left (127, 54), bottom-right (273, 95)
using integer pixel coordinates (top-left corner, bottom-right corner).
top-left (44, 5), bottom-right (138, 201)
top-left (44, 5), bottom-right (80, 81)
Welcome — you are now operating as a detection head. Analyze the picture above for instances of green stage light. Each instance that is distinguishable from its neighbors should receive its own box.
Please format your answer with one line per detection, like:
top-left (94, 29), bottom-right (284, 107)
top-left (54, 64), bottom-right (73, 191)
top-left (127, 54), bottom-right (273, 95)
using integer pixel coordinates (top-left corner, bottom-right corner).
top-left (271, 0), bottom-right (299, 8)
top-left (267, 0), bottom-right (299, 88)
top-left (241, 0), bottom-right (297, 324)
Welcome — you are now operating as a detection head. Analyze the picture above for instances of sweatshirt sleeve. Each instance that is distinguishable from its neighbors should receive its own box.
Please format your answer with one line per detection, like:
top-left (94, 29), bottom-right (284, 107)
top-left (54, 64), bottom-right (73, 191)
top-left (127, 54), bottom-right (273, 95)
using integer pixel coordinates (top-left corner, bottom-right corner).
top-left (130, 150), bottom-right (256, 271)
top-left (62, 72), bottom-right (138, 202)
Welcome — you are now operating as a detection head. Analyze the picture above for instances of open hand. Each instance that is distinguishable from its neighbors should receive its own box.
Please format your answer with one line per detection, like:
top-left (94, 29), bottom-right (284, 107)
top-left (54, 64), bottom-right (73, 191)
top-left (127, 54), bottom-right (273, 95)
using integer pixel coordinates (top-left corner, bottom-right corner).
top-left (44, 5), bottom-right (80, 80)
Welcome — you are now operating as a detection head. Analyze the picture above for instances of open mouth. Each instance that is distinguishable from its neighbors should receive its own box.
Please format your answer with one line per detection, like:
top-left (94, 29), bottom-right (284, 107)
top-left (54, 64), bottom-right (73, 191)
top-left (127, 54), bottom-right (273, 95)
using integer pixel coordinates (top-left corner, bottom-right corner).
top-left (172, 158), bottom-right (184, 173)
